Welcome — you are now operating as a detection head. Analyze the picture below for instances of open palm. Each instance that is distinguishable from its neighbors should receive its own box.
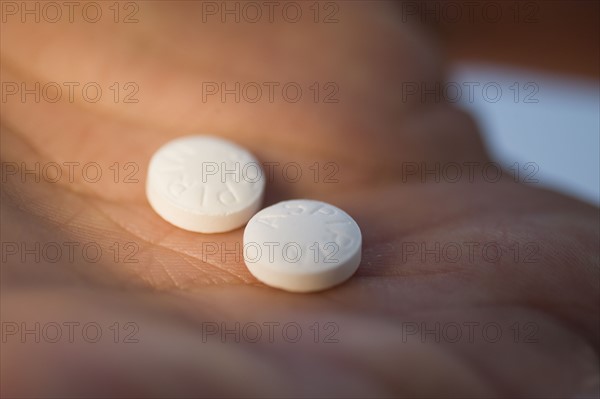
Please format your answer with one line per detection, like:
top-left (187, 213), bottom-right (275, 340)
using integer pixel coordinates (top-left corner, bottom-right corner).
top-left (1, 2), bottom-right (598, 397)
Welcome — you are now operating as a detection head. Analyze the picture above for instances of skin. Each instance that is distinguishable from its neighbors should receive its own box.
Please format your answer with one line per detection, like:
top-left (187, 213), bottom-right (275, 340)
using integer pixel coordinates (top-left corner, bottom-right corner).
top-left (1, 1), bottom-right (598, 397)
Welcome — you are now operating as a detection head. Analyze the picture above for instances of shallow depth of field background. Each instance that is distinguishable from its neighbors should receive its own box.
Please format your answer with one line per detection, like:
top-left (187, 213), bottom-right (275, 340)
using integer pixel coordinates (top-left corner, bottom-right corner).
top-left (451, 64), bottom-right (599, 205)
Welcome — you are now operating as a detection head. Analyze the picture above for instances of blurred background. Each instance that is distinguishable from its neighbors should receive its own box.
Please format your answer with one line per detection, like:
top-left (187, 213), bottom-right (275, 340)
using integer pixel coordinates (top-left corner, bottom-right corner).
top-left (452, 63), bottom-right (599, 205)
top-left (415, 0), bottom-right (599, 205)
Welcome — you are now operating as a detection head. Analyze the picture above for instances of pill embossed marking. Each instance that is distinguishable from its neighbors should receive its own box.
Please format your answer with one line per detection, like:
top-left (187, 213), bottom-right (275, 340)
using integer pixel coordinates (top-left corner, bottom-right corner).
top-left (255, 202), bottom-right (357, 267)
top-left (153, 140), bottom-right (260, 209)
top-left (146, 135), bottom-right (265, 233)
top-left (243, 199), bottom-right (362, 292)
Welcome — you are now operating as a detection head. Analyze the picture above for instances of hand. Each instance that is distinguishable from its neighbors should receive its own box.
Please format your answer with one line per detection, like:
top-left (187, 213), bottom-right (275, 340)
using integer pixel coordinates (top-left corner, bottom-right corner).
top-left (1, 2), bottom-right (598, 397)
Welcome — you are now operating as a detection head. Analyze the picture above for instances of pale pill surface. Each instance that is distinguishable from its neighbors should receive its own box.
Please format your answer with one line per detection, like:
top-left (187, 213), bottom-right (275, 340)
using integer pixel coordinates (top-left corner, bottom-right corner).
top-left (243, 199), bottom-right (362, 292)
top-left (146, 135), bottom-right (265, 233)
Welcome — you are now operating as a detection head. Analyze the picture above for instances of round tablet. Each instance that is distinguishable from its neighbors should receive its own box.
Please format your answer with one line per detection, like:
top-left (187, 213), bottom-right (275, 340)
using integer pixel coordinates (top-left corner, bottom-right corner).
top-left (146, 135), bottom-right (265, 233)
top-left (243, 199), bottom-right (362, 292)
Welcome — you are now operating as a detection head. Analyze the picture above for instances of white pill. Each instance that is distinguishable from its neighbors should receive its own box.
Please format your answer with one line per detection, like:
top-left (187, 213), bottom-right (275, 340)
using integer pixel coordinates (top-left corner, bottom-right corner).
top-left (243, 199), bottom-right (362, 292)
top-left (146, 135), bottom-right (265, 233)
